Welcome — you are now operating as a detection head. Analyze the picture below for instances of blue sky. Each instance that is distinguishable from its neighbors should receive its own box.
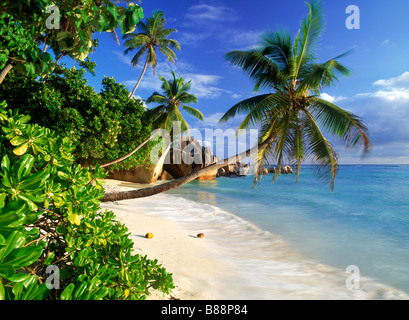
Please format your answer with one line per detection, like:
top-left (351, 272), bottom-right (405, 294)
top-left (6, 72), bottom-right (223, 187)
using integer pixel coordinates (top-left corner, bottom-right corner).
top-left (73, 0), bottom-right (409, 164)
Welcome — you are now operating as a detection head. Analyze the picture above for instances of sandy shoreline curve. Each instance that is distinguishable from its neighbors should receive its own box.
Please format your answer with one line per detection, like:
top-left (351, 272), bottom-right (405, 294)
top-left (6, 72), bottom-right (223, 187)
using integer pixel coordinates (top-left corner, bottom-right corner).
top-left (100, 179), bottom-right (409, 301)
top-left (100, 179), bottom-right (230, 300)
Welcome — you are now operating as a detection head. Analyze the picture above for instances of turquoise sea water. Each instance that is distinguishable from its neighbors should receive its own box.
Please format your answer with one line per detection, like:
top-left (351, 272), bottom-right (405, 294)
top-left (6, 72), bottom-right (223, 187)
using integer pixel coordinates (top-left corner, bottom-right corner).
top-left (164, 165), bottom-right (409, 298)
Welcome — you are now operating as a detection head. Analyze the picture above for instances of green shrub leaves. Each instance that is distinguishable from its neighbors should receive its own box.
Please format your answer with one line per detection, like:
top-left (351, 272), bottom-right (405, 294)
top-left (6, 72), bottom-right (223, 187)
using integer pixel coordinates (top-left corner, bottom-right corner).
top-left (0, 101), bottom-right (174, 300)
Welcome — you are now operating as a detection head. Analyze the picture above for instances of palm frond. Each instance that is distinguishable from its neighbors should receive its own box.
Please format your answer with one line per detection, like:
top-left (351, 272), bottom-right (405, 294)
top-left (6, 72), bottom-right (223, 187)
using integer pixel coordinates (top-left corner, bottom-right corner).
top-left (159, 45), bottom-right (178, 63)
top-left (146, 104), bottom-right (167, 123)
top-left (292, 1), bottom-right (324, 79)
top-left (174, 107), bottom-right (189, 133)
top-left (182, 105), bottom-right (204, 121)
top-left (271, 111), bottom-right (295, 184)
top-left (128, 46), bottom-right (147, 66)
top-left (146, 92), bottom-right (168, 104)
top-left (297, 53), bottom-right (352, 93)
top-left (303, 109), bottom-right (339, 191)
top-left (163, 107), bottom-right (176, 132)
top-left (177, 92), bottom-right (198, 104)
top-left (159, 38), bottom-right (181, 50)
top-left (159, 75), bottom-right (171, 95)
top-left (259, 29), bottom-right (292, 72)
top-left (309, 97), bottom-right (371, 155)
top-left (219, 94), bottom-right (275, 124)
top-left (225, 50), bottom-right (287, 91)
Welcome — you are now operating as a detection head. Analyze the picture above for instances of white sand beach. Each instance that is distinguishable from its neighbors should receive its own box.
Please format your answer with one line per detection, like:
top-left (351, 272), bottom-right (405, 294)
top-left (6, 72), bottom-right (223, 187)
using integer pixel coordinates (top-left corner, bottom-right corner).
top-left (100, 179), bottom-right (231, 300)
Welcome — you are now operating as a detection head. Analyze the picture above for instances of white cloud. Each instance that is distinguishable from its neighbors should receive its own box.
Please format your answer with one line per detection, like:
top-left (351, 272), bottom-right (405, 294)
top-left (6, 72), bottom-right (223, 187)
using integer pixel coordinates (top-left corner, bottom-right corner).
top-left (357, 89), bottom-right (409, 101)
top-left (336, 71), bottom-right (409, 163)
top-left (112, 50), bottom-right (134, 66)
top-left (123, 60), bottom-right (239, 100)
top-left (356, 71), bottom-right (409, 102)
top-left (221, 30), bottom-right (261, 50)
top-left (319, 93), bottom-right (347, 103)
top-left (177, 31), bottom-right (211, 47)
top-left (186, 4), bottom-right (238, 23)
top-left (373, 71), bottom-right (409, 88)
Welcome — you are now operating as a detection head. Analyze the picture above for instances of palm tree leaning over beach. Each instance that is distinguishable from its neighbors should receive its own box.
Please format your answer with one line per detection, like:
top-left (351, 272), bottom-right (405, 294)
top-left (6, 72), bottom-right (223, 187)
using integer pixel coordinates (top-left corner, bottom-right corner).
top-left (101, 0), bottom-right (371, 202)
top-left (123, 10), bottom-right (180, 98)
top-left (146, 70), bottom-right (204, 133)
top-left (219, 0), bottom-right (370, 190)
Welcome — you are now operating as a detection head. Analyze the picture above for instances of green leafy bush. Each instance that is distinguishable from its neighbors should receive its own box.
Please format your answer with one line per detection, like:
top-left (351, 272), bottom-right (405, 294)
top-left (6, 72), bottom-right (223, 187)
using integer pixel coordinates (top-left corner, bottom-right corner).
top-left (0, 101), bottom-right (174, 300)
top-left (0, 66), bottom-right (156, 171)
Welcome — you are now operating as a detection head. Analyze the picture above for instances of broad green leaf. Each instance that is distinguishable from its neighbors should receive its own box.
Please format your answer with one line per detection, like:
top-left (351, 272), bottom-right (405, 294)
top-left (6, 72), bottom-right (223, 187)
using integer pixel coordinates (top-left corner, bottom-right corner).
top-left (17, 195), bottom-right (38, 212)
top-left (0, 193), bottom-right (6, 209)
top-left (13, 142), bottom-right (29, 156)
top-left (12, 282), bottom-right (23, 299)
top-left (68, 213), bottom-right (81, 226)
top-left (0, 212), bottom-right (19, 227)
top-left (60, 283), bottom-right (75, 300)
top-left (17, 154), bottom-right (35, 181)
top-left (22, 283), bottom-right (49, 300)
top-left (56, 31), bottom-right (72, 41)
top-left (73, 281), bottom-right (88, 299)
top-left (0, 155), bottom-right (10, 171)
top-left (1, 170), bottom-right (12, 187)
top-left (6, 245), bottom-right (43, 269)
top-left (0, 262), bottom-right (14, 278)
top-left (3, 231), bottom-right (26, 258)
top-left (56, 225), bottom-right (68, 235)
top-left (6, 272), bottom-right (31, 283)
top-left (10, 135), bottom-right (27, 147)
top-left (57, 171), bottom-right (69, 180)
top-left (44, 252), bottom-right (55, 265)
top-left (0, 281), bottom-right (4, 300)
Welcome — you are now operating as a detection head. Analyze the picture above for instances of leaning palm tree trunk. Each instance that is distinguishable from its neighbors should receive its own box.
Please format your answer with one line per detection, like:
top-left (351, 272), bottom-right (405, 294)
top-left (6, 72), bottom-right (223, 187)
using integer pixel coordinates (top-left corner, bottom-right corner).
top-left (101, 134), bottom-right (275, 202)
top-left (0, 63), bottom-right (14, 85)
top-left (92, 134), bottom-right (154, 169)
top-left (129, 55), bottom-right (149, 98)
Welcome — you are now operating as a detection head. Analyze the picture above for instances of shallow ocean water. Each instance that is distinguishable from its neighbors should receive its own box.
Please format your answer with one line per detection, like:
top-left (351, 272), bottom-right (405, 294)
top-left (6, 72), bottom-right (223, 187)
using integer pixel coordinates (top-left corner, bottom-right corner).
top-left (159, 165), bottom-right (409, 299)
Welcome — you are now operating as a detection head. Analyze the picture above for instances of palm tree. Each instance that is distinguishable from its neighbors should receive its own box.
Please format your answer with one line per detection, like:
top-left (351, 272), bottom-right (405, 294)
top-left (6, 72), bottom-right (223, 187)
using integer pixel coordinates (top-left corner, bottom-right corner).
top-left (146, 70), bottom-right (204, 133)
top-left (95, 71), bottom-right (203, 170)
top-left (100, 0), bottom-right (370, 201)
top-left (123, 10), bottom-right (180, 98)
top-left (219, 0), bottom-right (371, 190)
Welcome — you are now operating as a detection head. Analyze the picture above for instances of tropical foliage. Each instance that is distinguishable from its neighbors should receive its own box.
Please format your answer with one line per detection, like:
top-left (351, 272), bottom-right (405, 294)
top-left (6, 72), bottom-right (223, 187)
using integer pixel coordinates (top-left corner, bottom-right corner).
top-left (146, 71), bottom-right (204, 133)
top-left (0, 101), bottom-right (174, 300)
top-left (0, 0), bottom-right (144, 83)
top-left (0, 65), bottom-right (155, 172)
top-left (123, 10), bottom-right (181, 97)
top-left (219, 1), bottom-right (371, 189)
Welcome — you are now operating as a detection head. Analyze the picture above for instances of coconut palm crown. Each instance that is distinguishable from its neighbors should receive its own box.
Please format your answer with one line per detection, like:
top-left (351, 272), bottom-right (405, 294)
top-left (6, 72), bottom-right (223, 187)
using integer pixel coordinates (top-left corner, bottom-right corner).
top-left (219, 1), bottom-right (371, 190)
top-left (146, 70), bottom-right (204, 133)
top-left (123, 10), bottom-right (180, 98)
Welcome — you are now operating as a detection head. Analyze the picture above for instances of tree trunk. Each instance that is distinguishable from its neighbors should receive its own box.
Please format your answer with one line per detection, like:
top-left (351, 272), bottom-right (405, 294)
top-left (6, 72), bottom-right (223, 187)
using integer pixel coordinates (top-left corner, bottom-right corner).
top-left (0, 63), bottom-right (14, 85)
top-left (129, 55), bottom-right (149, 98)
top-left (101, 134), bottom-right (275, 202)
top-left (92, 134), bottom-right (154, 169)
